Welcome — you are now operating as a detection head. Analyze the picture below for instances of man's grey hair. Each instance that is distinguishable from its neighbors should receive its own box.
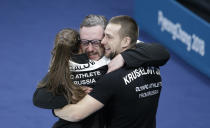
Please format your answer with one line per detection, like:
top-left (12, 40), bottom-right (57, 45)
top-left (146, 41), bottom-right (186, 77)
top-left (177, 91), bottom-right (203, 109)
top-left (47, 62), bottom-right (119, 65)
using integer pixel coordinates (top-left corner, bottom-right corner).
top-left (80, 14), bottom-right (108, 30)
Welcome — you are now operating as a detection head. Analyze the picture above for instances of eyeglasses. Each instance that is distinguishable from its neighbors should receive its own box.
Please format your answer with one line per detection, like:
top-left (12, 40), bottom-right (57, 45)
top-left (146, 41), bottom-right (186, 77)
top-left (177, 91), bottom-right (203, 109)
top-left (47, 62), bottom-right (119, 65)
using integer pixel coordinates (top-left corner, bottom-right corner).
top-left (80, 39), bottom-right (101, 47)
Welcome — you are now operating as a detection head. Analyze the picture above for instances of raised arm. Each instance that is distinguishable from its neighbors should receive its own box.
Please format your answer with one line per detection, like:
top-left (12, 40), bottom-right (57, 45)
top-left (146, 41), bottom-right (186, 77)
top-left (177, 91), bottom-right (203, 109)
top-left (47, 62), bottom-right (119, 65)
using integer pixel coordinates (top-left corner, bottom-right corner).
top-left (121, 42), bottom-right (170, 67)
top-left (107, 42), bottom-right (170, 72)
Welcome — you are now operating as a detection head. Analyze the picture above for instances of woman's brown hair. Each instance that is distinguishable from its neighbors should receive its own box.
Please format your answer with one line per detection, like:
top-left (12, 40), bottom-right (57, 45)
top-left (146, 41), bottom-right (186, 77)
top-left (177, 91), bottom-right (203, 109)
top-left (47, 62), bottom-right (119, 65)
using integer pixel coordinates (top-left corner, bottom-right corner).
top-left (38, 28), bottom-right (85, 104)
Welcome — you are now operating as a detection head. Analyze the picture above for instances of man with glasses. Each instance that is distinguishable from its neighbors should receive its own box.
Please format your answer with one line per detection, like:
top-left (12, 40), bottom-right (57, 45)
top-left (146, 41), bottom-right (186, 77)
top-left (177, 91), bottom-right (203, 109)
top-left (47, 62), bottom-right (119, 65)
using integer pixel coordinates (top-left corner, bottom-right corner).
top-left (78, 14), bottom-right (169, 71)
top-left (79, 29), bottom-right (104, 61)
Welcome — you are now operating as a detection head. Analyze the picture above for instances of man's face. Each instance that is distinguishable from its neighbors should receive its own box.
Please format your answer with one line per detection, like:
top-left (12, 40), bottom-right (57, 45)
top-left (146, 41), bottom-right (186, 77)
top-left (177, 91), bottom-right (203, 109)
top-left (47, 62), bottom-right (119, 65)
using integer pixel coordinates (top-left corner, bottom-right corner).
top-left (79, 25), bottom-right (104, 61)
top-left (101, 23), bottom-right (122, 58)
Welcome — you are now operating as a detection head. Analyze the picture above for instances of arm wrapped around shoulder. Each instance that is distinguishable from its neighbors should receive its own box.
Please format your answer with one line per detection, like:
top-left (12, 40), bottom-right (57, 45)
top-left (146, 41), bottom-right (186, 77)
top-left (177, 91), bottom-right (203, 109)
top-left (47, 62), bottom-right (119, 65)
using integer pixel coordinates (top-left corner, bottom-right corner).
top-left (121, 42), bottom-right (170, 68)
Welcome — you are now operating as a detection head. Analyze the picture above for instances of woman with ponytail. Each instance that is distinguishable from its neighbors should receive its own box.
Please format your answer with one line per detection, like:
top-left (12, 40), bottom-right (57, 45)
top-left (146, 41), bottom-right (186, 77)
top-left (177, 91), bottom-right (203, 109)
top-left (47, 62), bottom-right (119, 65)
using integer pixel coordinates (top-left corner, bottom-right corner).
top-left (33, 28), bottom-right (107, 128)
top-left (37, 28), bottom-right (86, 104)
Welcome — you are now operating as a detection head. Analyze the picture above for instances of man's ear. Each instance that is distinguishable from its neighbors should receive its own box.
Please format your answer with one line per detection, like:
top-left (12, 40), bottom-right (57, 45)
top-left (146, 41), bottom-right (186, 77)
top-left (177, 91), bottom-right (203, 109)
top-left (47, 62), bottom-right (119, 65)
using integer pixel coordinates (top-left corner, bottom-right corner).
top-left (121, 36), bottom-right (131, 48)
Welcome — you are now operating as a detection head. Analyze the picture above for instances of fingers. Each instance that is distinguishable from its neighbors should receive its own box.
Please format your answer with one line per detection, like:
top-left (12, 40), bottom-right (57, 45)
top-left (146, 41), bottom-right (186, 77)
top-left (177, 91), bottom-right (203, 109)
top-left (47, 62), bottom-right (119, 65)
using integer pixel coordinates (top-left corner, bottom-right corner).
top-left (81, 86), bottom-right (93, 94)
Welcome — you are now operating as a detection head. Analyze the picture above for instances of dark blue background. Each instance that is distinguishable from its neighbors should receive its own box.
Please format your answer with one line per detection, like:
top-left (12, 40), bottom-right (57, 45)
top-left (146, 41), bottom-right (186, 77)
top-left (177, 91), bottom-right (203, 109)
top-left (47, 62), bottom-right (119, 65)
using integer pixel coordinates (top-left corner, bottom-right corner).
top-left (0, 0), bottom-right (209, 128)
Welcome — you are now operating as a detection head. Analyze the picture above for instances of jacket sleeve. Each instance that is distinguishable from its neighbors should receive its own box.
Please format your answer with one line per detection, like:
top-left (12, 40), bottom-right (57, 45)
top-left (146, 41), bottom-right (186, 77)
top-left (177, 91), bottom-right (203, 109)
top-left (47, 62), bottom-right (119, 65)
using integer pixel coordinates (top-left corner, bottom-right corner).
top-left (33, 87), bottom-right (68, 109)
top-left (121, 42), bottom-right (170, 68)
top-left (33, 73), bottom-right (68, 109)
